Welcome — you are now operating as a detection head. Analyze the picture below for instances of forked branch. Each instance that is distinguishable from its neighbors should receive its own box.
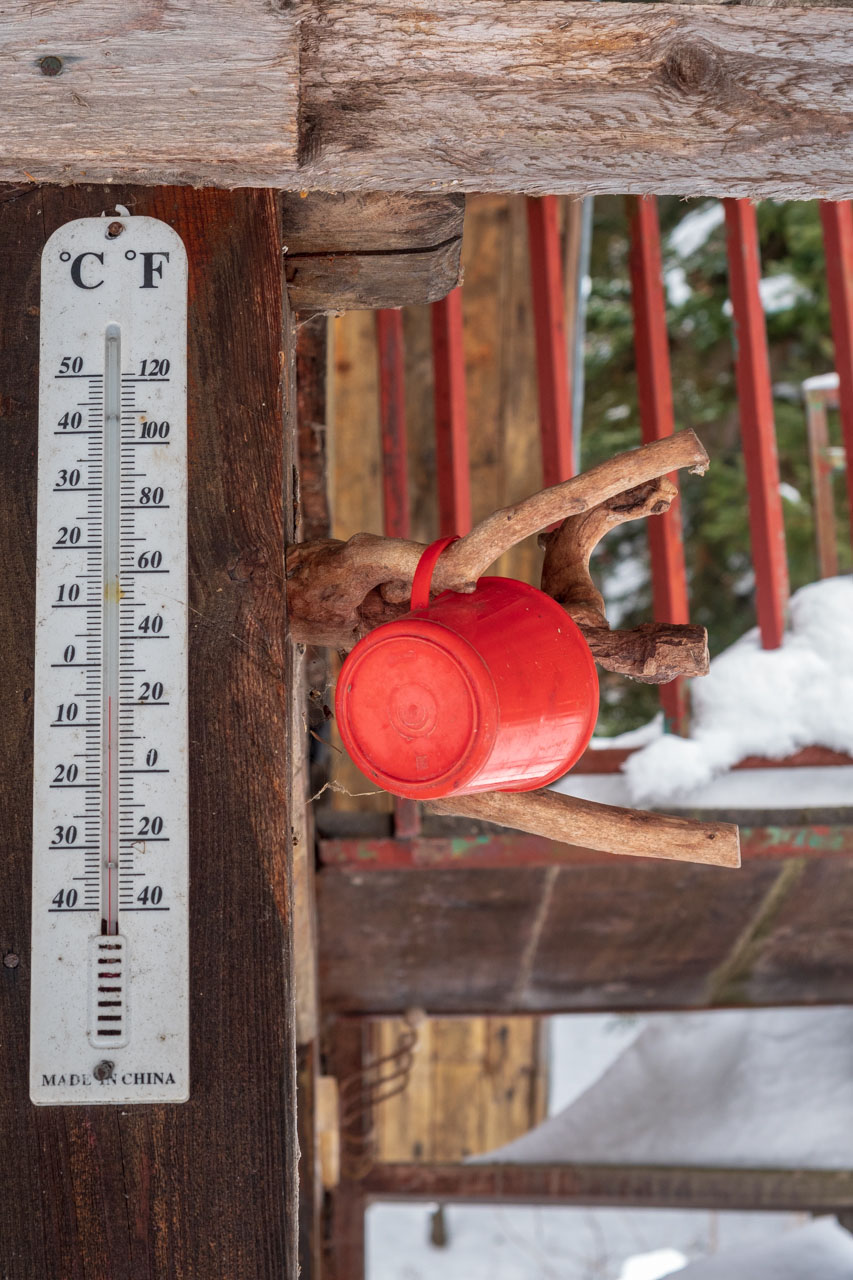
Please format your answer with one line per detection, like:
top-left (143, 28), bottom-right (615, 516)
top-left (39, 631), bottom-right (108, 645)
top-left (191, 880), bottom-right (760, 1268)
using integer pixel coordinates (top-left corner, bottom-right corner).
top-left (287, 428), bottom-right (709, 665)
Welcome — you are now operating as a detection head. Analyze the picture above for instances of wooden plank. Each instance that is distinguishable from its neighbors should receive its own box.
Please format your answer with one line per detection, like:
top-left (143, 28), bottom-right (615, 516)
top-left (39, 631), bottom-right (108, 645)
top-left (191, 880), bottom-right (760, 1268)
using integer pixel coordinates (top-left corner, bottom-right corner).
top-left (374, 1015), bottom-right (545, 1162)
top-left (626, 195), bottom-right (690, 732)
top-left (7, 6), bottom-right (853, 196)
top-left (724, 198), bottom-right (789, 648)
top-left (282, 193), bottom-right (466, 254)
top-left (0, 1), bottom-right (298, 186)
top-left (327, 310), bottom-right (392, 815)
top-left (286, 240), bottom-right (463, 312)
top-left (362, 1161), bottom-right (853, 1214)
top-left (296, 3), bottom-right (853, 199)
top-left (0, 185), bottom-right (296, 1275)
top-left (284, 192), bottom-right (464, 310)
top-left (316, 861), bottom-right (793, 1015)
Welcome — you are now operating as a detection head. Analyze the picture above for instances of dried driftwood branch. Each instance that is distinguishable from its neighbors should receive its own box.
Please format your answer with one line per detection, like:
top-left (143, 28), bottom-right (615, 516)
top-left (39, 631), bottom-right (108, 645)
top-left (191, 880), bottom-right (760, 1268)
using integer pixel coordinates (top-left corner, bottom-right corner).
top-left (287, 429), bottom-right (709, 665)
top-left (428, 790), bottom-right (741, 869)
top-left (540, 476), bottom-right (677, 628)
top-left (296, 424), bottom-right (737, 872)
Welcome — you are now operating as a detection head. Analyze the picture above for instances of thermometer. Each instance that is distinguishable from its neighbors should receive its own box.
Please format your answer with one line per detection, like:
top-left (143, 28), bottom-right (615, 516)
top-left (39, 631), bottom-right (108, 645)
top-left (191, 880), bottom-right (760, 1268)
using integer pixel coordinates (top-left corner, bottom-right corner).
top-left (30, 210), bottom-right (189, 1105)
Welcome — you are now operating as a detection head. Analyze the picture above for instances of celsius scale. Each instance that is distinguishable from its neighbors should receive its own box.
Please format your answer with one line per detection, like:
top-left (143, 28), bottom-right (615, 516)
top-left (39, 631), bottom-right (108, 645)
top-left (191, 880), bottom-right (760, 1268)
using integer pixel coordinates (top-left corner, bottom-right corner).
top-left (30, 209), bottom-right (189, 1104)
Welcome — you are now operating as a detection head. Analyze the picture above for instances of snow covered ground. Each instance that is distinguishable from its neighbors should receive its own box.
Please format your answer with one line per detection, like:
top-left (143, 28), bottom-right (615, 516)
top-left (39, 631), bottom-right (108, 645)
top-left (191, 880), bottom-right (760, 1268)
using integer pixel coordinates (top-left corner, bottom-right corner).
top-left (366, 1010), bottom-right (853, 1279)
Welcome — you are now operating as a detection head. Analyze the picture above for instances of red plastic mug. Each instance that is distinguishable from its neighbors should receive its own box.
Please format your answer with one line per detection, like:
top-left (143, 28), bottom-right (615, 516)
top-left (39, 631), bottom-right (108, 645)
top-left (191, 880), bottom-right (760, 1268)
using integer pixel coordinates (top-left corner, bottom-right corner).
top-left (335, 536), bottom-right (599, 800)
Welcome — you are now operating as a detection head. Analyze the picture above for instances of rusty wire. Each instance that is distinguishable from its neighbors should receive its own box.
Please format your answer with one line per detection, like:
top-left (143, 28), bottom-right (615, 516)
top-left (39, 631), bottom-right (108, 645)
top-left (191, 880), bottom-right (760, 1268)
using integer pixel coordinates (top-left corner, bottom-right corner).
top-left (338, 1011), bottom-right (423, 1180)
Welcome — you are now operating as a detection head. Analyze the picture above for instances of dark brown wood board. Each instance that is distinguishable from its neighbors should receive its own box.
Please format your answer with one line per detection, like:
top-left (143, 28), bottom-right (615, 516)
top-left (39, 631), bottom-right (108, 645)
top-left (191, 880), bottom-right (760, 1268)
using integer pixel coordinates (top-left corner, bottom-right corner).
top-left (317, 858), bottom-right (853, 1016)
top-left (0, 185), bottom-right (296, 1278)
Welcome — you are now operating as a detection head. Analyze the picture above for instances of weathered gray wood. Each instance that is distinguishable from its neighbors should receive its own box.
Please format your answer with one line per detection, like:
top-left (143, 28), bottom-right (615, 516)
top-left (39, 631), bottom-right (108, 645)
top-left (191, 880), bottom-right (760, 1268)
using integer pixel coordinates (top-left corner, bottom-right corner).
top-left (286, 238), bottom-right (462, 311)
top-left (297, 2), bottom-right (853, 199)
top-left (4, 4), bottom-right (853, 197)
top-left (284, 193), bottom-right (464, 310)
top-left (282, 193), bottom-right (465, 254)
top-left (0, 1), bottom-right (298, 187)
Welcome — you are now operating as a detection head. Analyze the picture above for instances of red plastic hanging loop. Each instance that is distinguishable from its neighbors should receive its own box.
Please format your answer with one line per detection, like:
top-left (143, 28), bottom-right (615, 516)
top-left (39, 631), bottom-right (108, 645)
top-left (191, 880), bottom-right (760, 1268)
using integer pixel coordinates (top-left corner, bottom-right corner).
top-left (411, 535), bottom-right (460, 611)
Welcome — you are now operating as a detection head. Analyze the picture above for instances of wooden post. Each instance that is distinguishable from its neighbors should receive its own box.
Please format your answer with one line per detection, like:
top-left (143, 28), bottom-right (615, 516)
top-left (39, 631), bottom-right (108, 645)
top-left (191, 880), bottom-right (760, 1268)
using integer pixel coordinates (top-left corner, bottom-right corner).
top-left (626, 195), bottom-right (691, 733)
top-left (0, 185), bottom-right (296, 1277)
top-left (724, 198), bottom-right (789, 649)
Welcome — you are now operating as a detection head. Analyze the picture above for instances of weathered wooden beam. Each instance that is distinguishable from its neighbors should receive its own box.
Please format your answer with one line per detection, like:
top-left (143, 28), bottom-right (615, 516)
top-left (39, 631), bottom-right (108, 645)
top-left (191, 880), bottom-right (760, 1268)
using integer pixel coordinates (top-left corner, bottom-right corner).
top-left (317, 857), bottom-right (853, 1015)
top-left (284, 193), bottom-right (464, 310)
top-left (4, 4), bottom-right (853, 197)
top-left (0, 184), bottom-right (296, 1277)
top-left (362, 1161), bottom-right (853, 1215)
top-left (0, 2), bottom-right (298, 186)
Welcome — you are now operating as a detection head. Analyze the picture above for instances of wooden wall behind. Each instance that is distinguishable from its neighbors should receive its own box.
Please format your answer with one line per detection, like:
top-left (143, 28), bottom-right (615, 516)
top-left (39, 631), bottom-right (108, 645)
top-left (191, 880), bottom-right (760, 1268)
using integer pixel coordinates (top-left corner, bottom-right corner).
top-left (371, 1016), bottom-right (547, 1163)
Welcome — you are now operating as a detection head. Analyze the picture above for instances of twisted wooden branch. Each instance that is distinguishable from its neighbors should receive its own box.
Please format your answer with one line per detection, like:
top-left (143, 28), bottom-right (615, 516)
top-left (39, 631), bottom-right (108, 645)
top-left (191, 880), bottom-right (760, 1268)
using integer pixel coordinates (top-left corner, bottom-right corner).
top-left (287, 428), bottom-right (709, 671)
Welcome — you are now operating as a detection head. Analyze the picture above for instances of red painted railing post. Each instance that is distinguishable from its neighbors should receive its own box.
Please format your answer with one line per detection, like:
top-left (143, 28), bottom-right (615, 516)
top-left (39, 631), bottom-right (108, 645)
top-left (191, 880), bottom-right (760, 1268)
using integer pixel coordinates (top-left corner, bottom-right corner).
top-left (819, 200), bottom-right (853, 544)
top-left (626, 195), bottom-right (690, 733)
top-left (527, 196), bottom-right (574, 484)
top-left (724, 198), bottom-right (789, 650)
top-left (431, 287), bottom-right (472, 536)
top-left (375, 308), bottom-right (420, 837)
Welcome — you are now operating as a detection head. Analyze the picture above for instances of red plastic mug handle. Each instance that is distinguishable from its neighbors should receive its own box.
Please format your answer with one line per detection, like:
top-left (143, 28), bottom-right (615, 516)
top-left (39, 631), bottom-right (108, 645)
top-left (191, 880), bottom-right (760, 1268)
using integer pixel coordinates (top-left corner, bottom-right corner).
top-left (411, 535), bottom-right (460, 611)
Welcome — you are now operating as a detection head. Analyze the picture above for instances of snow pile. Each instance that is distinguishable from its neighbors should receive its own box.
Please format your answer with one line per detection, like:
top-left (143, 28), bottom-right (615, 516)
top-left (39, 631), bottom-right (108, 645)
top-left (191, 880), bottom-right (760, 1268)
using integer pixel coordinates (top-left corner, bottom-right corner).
top-left (669, 203), bottom-right (725, 259)
top-left (623, 576), bottom-right (853, 805)
top-left (722, 272), bottom-right (811, 317)
top-left (477, 1008), bottom-right (853, 1169)
top-left (673, 1218), bottom-right (853, 1280)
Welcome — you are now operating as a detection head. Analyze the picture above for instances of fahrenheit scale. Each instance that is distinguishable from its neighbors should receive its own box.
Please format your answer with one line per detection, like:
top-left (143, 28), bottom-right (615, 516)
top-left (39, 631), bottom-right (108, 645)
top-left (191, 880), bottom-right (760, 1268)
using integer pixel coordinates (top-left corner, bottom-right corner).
top-left (30, 211), bottom-right (189, 1104)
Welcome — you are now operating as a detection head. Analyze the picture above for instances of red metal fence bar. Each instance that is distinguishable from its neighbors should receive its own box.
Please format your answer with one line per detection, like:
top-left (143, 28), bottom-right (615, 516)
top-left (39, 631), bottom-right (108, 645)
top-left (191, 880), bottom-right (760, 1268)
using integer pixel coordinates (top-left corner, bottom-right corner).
top-left (527, 195), bottom-right (574, 484)
top-left (819, 201), bottom-right (853, 544)
top-left (626, 195), bottom-right (691, 733)
top-left (724, 198), bottom-right (789, 650)
top-left (375, 308), bottom-right (420, 838)
top-left (431, 287), bottom-right (472, 536)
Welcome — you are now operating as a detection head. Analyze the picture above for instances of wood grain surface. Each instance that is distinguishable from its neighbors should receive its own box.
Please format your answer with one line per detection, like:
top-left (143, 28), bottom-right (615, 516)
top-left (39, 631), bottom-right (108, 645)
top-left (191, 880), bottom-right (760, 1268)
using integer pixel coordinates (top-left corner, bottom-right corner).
top-left (0, 184), bottom-right (296, 1278)
top-left (297, 2), bottom-right (853, 199)
top-left (284, 193), bottom-right (464, 310)
top-left (3, 3), bottom-right (853, 197)
top-left (0, 2), bottom-right (298, 186)
top-left (316, 857), bottom-right (853, 1015)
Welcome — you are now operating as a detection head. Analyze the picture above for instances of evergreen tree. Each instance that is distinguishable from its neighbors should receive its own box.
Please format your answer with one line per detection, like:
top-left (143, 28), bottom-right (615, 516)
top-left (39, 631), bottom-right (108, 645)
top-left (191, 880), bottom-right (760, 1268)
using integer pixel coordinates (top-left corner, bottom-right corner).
top-left (582, 196), bottom-right (851, 735)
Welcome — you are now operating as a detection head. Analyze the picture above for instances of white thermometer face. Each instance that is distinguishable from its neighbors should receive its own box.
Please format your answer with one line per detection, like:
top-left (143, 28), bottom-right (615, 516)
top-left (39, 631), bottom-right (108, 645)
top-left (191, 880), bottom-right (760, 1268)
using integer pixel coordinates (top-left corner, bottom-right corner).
top-left (31, 214), bottom-right (189, 1105)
